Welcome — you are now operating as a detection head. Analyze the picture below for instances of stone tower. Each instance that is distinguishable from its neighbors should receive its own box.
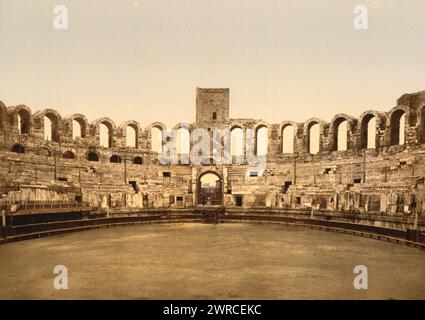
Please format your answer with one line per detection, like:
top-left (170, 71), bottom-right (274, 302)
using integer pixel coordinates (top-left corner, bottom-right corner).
top-left (196, 88), bottom-right (229, 129)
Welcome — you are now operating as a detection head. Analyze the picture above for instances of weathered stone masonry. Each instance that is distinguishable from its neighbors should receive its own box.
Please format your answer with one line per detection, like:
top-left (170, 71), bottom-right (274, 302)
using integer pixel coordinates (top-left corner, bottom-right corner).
top-left (1, 88), bottom-right (425, 217)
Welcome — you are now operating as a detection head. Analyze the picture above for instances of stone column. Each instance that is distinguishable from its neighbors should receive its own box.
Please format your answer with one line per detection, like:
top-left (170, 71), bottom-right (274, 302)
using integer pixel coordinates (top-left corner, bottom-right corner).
top-left (192, 167), bottom-right (197, 206)
top-left (223, 166), bottom-right (228, 198)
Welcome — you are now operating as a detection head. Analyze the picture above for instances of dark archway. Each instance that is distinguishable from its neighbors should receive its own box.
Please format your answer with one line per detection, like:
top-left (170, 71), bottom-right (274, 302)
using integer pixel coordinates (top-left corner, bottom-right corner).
top-left (43, 112), bottom-right (60, 142)
top-left (307, 122), bottom-right (320, 154)
top-left (11, 144), bottom-right (25, 154)
top-left (72, 117), bottom-right (87, 139)
top-left (110, 155), bottom-right (122, 163)
top-left (133, 156), bottom-right (143, 165)
top-left (197, 171), bottom-right (223, 206)
top-left (17, 109), bottom-right (30, 134)
top-left (360, 114), bottom-right (377, 149)
top-left (87, 151), bottom-right (99, 162)
top-left (63, 151), bottom-right (75, 159)
top-left (331, 117), bottom-right (348, 151)
top-left (390, 109), bottom-right (406, 146)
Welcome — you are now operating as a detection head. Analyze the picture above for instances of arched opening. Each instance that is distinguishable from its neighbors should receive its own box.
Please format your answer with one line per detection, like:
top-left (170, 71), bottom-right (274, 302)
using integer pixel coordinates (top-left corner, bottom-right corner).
top-left (43, 114), bottom-right (59, 142)
top-left (367, 117), bottom-right (376, 149)
top-left (197, 172), bottom-right (222, 206)
top-left (336, 120), bottom-right (347, 151)
top-left (176, 127), bottom-right (190, 159)
top-left (151, 126), bottom-right (163, 153)
top-left (38, 147), bottom-right (51, 157)
top-left (133, 156), bottom-right (143, 165)
top-left (255, 126), bottom-right (268, 156)
top-left (110, 155), bottom-right (122, 163)
top-left (44, 116), bottom-right (52, 141)
top-left (17, 110), bottom-right (30, 134)
top-left (282, 125), bottom-right (294, 154)
top-left (99, 122), bottom-right (113, 148)
top-left (63, 151), bottom-right (75, 159)
top-left (11, 144), bottom-right (25, 154)
top-left (230, 127), bottom-right (244, 162)
top-left (72, 119), bottom-right (85, 139)
top-left (390, 110), bottom-right (406, 146)
top-left (126, 125), bottom-right (137, 148)
top-left (87, 152), bottom-right (99, 162)
top-left (308, 123), bottom-right (320, 154)
top-left (360, 114), bottom-right (377, 149)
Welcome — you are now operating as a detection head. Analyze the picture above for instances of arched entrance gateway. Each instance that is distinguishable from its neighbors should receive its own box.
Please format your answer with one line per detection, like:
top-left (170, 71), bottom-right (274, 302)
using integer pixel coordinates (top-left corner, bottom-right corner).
top-left (197, 171), bottom-right (223, 206)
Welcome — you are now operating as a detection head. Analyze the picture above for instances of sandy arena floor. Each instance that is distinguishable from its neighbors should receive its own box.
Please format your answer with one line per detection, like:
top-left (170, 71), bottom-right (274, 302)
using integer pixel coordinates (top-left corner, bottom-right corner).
top-left (0, 223), bottom-right (424, 299)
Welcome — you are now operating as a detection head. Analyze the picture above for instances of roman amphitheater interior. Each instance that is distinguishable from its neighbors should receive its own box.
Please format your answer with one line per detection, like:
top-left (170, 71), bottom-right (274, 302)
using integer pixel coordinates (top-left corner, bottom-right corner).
top-left (0, 88), bottom-right (424, 245)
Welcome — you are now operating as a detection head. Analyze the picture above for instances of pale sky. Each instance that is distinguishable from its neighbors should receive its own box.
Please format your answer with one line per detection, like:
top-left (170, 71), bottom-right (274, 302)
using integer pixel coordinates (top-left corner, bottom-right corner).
top-left (1, 0), bottom-right (424, 128)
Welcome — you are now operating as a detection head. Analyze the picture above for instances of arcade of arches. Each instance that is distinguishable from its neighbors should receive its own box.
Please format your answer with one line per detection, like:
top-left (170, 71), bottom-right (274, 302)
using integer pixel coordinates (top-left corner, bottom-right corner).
top-left (0, 88), bottom-right (425, 217)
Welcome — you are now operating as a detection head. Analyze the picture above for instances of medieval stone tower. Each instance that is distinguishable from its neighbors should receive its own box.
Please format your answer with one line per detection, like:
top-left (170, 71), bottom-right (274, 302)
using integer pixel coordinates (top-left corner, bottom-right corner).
top-left (195, 88), bottom-right (230, 129)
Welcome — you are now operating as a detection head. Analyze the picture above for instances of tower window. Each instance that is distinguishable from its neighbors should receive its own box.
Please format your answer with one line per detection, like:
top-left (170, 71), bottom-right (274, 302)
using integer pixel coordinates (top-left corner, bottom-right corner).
top-left (212, 112), bottom-right (217, 120)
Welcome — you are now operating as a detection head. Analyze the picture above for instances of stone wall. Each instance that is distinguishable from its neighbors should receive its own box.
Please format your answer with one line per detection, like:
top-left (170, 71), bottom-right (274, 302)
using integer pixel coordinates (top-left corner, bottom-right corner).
top-left (0, 89), bottom-right (425, 217)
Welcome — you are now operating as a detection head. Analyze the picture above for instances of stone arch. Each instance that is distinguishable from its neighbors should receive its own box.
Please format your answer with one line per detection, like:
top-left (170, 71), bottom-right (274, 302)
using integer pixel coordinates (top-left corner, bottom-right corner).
top-left (173, 122), bottom-right (191, 157)
top-left (36, 146), bottom-right (52, 157)
top-left (228, 120), bottom-right (247, 131)
top-left (303, 118), bottom-right (326, 154)
top-left (229, 124), bottom-right (244, 131)
top-left (253, 122), bottom-right (269, 156)
top-left (133, 156), bottom-right (144, 165)
top-left (0, 101), bottom-right (7, 133)
top-left (279, 121), bottom-right (298, 154)
top-left (172, 122), bottom-right (193, 131)
top-left (121, 120), bottom-right (141, 148)
top-left (34, 109), bottom-right (62, 143)
top-left (358, 110), bottom-right (383, 149)
top-left (11, 143), bottom-right (26, 154)
top-left (63, 150), bottom-right (76, 159)
top-left (64, 114), bottom-right (88, 139)
top-left (230, 125), bottom-right (244, 161)
top-left (329, 114), bottom-right (356, 151)
top-left (388, 106), bottom-right (410, 146)
top-left (7, 105), bottom-right (32, 135)
top-left (147, 121), bottom-right (167, 132)
top-left (148, 122), bottom-right (167, 153)
top-left (252, 121), bottom-right (269, 132)
top-left (196, 170), bottom-right (223, 206)
top-left (92, 117), bottom-right (116, 148)
top-left (86, 150), bottom-right (100, 162)
top-left (110, 155), bottom-right (122, 163)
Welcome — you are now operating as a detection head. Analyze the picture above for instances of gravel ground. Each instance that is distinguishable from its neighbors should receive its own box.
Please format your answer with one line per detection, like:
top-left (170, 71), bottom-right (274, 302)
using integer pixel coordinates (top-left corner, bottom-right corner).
top-left (0, 223), bottom-right (424, 300)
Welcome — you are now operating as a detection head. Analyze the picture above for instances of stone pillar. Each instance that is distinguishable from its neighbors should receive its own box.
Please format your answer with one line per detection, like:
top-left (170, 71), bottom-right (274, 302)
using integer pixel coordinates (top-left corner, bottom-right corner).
top-left (1, 210), bottom-right (5, 228)
top-left (192, 167), bottom-right (197, 206)
top-left (222, 167), bottom-right (228, 196)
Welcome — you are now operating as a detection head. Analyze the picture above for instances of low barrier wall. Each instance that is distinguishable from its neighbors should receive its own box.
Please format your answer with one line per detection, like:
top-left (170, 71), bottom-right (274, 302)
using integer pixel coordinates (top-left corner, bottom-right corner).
top-left (0, 207), bottom-right (424, 249)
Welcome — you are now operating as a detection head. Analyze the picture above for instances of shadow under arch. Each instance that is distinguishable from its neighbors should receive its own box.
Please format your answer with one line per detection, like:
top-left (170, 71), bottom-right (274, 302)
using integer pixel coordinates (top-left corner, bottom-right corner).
top-left (196, 170), bottom-right (223, 206)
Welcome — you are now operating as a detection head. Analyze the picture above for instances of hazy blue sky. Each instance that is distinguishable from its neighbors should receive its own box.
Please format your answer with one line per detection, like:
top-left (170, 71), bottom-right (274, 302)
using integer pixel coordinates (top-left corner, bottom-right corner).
top-left (1, 0), bottom-right (424, 128)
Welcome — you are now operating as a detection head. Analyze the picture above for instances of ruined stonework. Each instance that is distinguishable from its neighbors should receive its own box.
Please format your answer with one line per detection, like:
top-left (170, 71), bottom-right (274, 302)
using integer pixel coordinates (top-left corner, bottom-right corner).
top-left (1, 88), bottom-right (425, 217)
top-left (196, 88), bottom-right (230, 129)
